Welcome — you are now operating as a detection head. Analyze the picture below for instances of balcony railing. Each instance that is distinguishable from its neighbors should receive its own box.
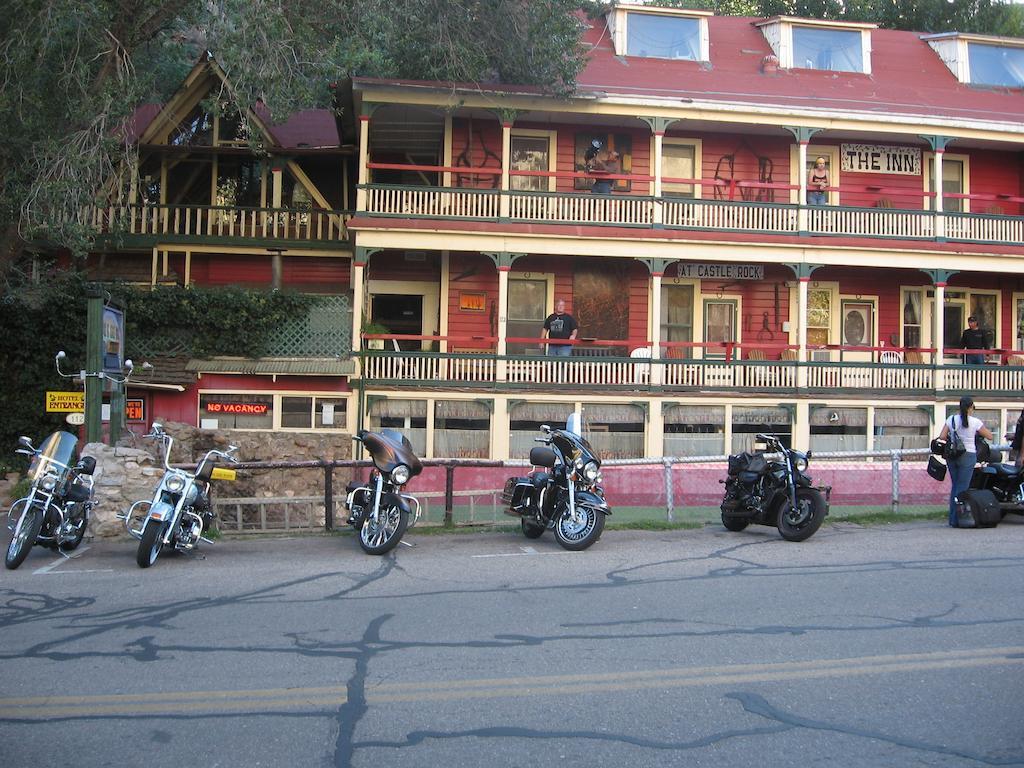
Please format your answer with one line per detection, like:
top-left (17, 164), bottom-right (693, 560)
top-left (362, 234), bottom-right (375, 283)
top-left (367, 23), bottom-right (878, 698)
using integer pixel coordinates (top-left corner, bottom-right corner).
top-left (362, 184), bottom-right (1024, 247)
top-left (83, 203), bottom-right (350, 243)
top-left (359, 348), bottom-right (1024, 396)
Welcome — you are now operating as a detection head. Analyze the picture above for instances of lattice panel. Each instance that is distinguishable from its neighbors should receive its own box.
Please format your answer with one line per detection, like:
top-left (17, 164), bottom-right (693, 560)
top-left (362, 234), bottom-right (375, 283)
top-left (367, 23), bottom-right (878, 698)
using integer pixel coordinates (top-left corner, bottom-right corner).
top-left (264, 295), bottom-right (352, 356)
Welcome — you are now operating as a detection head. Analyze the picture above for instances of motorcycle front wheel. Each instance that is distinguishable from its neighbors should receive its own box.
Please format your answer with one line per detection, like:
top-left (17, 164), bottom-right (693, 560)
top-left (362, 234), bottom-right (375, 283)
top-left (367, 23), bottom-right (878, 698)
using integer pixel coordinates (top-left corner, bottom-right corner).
top-left (137, 519), bottom-right (167, 568)
top-left (775, 487), bottom-right (827, 542)
top-left (5, 501), bottom-right (42, 570)
top-left (553, 504), bottom-right (605, 551)
top-left (358, 503), bottom-right (408, 555)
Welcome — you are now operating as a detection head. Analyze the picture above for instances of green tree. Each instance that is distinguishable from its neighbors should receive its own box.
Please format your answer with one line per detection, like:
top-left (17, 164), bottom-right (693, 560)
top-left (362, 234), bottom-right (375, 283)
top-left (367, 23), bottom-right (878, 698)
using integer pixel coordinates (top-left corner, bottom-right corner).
top-left (0, 0), bottom-right (587, 277)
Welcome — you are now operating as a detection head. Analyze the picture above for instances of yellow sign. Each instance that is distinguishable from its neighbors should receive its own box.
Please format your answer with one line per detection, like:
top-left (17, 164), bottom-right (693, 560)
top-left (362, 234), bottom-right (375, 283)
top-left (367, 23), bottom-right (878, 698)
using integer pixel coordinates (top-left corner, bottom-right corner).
top-left (46, 391), bottom-right (85, 413)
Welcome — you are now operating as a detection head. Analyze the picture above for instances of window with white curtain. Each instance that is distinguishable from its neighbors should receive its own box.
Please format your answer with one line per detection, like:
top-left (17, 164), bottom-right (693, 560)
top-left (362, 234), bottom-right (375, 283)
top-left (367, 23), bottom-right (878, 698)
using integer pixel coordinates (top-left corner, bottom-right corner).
top-left (793, 27), bottom-right (863, 73)
top-left (627, 13), bottom-right (699, 60)
top-left (968, 42), bottom-right (1024, 87)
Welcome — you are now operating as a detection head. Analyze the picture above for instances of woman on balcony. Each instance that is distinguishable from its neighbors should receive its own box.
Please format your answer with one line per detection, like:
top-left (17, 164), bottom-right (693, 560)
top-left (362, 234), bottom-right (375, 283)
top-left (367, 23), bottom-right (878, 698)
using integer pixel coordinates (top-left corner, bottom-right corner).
top-left (590, 150), bottom-right (620, 195)
top-left (807, 157), bottom-right (829, 205)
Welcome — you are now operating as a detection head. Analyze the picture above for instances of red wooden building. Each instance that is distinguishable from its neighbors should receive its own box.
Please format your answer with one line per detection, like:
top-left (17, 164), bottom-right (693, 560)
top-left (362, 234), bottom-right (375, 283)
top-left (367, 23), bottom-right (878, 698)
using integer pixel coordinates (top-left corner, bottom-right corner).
top-left (81, 8), bottom-right (1024, 459)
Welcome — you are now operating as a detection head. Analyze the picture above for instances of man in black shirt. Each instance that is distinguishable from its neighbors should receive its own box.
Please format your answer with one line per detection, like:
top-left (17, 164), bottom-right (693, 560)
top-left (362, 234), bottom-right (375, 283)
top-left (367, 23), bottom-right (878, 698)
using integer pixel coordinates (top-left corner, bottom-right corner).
top-left (543, 299), bottom-right (578, 356)
top-left (960, 315), bottom-right (988, 365)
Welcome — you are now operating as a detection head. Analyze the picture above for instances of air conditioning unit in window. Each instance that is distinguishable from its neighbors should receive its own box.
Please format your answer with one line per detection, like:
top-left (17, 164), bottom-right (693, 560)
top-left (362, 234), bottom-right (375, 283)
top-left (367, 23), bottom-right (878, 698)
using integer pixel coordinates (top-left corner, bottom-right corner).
top-left (810, 350), bottom-right (832, 362)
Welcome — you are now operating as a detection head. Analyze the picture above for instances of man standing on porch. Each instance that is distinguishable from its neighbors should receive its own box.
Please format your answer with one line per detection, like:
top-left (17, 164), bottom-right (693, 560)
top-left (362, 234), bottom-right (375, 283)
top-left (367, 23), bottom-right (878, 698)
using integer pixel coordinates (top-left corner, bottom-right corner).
top-left (960, 316), bottom-right (988, 365)
top-left (544, 299), bottom-right (578, 356)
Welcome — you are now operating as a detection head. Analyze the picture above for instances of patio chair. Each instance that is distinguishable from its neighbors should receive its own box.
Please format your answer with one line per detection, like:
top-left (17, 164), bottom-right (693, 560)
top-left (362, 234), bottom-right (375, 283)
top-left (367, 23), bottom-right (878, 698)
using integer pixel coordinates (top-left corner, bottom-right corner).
top-left (630, 346), bottom-right (653, 385)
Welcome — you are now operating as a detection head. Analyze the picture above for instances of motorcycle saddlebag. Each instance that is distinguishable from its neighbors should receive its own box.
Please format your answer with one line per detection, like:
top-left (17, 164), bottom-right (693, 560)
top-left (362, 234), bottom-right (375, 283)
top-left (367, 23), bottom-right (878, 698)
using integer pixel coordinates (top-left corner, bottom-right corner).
top-left (501, 477), bottom-right (532, 508)
top-left (955, 488), bottom-right (1001, 529)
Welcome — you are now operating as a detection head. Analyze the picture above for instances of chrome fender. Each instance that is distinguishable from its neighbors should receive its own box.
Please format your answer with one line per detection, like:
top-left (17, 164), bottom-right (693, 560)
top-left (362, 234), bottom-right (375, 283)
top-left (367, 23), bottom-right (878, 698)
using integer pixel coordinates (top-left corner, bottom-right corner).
top-left (574, 489), bottom-right (612, 515)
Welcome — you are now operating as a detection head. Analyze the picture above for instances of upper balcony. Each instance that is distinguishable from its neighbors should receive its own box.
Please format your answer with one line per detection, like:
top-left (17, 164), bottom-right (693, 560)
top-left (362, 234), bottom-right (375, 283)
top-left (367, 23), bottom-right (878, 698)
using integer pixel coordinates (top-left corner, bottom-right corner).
top-left (360, 172), bottom-right (1024, 249)
top-left (83, 203), bottom-right (350, 249)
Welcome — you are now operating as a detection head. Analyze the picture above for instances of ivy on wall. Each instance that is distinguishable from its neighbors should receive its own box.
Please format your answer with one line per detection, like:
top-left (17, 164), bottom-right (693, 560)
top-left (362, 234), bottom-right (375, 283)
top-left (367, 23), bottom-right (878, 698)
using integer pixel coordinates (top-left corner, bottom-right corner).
top-left (0, 270), bottom-right (319, 469)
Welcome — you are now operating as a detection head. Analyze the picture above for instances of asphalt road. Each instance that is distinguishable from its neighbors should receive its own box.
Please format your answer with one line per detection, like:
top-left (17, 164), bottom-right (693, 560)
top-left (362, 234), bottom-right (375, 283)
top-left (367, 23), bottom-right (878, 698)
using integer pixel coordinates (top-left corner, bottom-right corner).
top-left (2, 519), bottom-right (1023, 768)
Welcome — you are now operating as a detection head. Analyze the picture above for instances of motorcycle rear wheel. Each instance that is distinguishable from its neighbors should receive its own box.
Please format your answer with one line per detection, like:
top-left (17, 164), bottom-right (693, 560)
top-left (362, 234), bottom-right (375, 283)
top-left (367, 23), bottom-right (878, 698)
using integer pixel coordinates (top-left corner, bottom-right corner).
top-left (358, 503), bottom-right (408, 555)
top-left (137, 520), bottom-right (166, 568)
top-left (521, 518), bottom-right (546, 539)
top-left (5, 502), bottom-right (42, 570)
top-left (775, 488), bottom-right (827, 542)
top-left (553, 504), bottom-right (605, 551)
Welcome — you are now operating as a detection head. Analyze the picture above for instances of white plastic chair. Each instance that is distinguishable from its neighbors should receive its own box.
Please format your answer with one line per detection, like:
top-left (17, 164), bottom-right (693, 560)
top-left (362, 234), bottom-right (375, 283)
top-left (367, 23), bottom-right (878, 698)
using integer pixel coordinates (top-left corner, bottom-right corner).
top-left (879, 350), bottom-right (903, 364)
top-left (630, 346), bottom-right (653, 384)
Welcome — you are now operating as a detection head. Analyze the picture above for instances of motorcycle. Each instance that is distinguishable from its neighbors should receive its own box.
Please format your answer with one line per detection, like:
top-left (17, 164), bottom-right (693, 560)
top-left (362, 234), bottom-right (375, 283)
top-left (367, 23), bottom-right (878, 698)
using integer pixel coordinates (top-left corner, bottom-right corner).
top-left (344, 429), bottom-right (423, 555)
top-left (720, 433), bottom-right (829, 542)
top-left (967, 442), bottom-right (1024, 521)
top-left (121, 423), bottom-right (238, 568)
top-left (501, 414), bottom-right (610, 551)
top-left (6, 431), bottom-right (96, 570)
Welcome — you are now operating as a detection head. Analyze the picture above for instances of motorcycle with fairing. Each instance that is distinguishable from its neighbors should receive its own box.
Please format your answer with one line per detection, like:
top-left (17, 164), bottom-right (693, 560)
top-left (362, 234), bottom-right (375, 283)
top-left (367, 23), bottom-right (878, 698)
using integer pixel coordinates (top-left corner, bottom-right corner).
top-left (344, 428), bottom-right (423, 555)
top-left (720, 433), bottom-right (829, 541)
top-left (121, 423), bottom-right (238, 568)
top-left (6, 431), bottom-right (97, 569)
top-left (502, 414), bottom-right (610, 551)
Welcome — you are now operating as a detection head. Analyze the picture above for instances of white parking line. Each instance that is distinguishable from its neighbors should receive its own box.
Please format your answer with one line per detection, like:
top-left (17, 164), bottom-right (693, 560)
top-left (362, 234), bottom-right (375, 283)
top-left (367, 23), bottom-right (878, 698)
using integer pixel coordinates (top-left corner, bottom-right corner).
top-left (471, 547), bottom-right (577, 558)
top-left (32, 547), bottom-right (109, 575)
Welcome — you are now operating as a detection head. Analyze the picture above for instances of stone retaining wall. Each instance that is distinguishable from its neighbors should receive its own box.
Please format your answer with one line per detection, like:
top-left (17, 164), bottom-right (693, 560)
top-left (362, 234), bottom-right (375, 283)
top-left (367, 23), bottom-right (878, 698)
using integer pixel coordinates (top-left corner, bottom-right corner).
top-left (5, 422), bottom-right (355, 539)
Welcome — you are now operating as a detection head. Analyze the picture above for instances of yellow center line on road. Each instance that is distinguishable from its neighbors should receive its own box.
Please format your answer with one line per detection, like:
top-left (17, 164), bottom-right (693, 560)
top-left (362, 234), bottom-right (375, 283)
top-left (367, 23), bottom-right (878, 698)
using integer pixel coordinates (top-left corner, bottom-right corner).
top-left (3, 646), bottom-right (1022, 719)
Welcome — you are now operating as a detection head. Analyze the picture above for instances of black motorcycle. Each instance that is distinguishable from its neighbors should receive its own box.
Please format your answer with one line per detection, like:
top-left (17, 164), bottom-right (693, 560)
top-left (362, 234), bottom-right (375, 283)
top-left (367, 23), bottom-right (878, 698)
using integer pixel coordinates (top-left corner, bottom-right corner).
top-left (968, 442), bottom-right (1024, 522)
top-left (6, 431), bottom-right (97, 569)
top-left (501, 415), bottom-right (610, 551)
top-left (720, 433), bottom-right (828, 541)
top-left (345, 429), bottom-right (423, 555)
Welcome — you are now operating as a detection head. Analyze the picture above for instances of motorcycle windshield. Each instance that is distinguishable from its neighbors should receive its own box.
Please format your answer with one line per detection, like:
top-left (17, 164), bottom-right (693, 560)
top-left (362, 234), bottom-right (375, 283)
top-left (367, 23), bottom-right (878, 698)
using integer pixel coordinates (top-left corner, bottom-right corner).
top-left (27, 431), bottom-right (78, 481)
top-left (362, 430), bottom-right (423, 478)
top-left (553, 430), bottom-right (599, 465)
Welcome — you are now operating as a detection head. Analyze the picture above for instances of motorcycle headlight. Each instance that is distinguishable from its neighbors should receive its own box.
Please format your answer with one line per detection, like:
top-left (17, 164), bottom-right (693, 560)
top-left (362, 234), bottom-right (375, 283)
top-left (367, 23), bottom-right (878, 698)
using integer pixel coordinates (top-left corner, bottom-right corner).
top-left (391, 464), bottom-right (411, 485)
top-left (583, 460), bottom-right (600, 482)
top-left (793, 454), bottom-right (808, 472)
top-left (40, 474), bottom-right (58, 491)
top-left (165, 473), bottom-right (187, 493)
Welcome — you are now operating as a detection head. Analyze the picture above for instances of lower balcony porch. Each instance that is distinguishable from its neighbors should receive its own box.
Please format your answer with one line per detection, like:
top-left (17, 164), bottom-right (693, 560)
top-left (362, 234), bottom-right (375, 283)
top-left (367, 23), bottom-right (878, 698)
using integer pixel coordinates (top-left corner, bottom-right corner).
top-left (359, 346), bottom-right (1024, 398)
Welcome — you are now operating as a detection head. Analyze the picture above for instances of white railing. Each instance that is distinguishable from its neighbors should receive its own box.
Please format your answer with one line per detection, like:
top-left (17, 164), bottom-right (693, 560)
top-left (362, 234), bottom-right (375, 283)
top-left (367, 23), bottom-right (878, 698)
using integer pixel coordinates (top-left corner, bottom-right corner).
top-left (945, 212), bottom-right (1024, 243)
top-left (362, 185), bottom-right (1024, 247)
top-left (808, 206), bottom-right (935, 239)
top-left (364, 186), bottom-right (500, 219)
top-left (361, 351), bottom-right (1024, 394)
top-left (84, 204), bottom-right (348, 241)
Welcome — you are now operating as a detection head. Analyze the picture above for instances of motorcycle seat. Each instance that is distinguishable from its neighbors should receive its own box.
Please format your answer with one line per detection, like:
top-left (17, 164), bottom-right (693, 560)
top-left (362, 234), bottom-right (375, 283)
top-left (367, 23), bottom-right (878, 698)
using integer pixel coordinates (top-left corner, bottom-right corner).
top-left (984, 463), bottom-right (1023, 479)
top-left (531, 472), bottom-right (551, 488)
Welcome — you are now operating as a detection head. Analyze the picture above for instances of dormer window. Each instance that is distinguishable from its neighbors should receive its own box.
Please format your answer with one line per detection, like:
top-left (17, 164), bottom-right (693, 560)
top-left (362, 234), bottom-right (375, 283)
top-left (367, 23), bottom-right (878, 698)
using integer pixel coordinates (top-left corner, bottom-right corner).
top-left (793, 27), bottom-right (863, 72)
top-left (756, 17), bottom-right (875, 75)
top-left (924, 33), bottom-right (1024, 87)
top-left (970, 43), bottom-right (1024, 87)
top-left (607, 5), bottom-right (711, 62)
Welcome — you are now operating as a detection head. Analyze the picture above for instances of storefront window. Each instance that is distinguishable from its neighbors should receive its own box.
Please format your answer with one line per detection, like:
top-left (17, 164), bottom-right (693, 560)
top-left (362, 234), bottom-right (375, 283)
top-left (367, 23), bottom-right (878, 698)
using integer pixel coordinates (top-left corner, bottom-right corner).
top-left (200, 394), bottom-right (274, 430)
top-left (873, 408), bottom-right (930, 452)
top-left (583, 403), bottom-right (645, 459)
top-left (281, 396), bottom-right (347, 430)
top-left (810, 407), bottom-right (867, 452)
top-left (732, 406), bottom-right (792, 452)
top-left (434, 400), bottom-right (491, 458)
top-left (664, 405), bottom-right (724, 456)
top-left (368, 398), bottom-right (427, 456)
top-left (509, 402), bottom-right (574, 459)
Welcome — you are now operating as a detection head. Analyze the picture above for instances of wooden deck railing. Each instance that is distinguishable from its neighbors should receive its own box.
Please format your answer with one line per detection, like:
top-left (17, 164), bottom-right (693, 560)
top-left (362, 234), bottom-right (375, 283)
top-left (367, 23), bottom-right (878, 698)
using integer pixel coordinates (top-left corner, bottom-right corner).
top-left (361, 184), bottom-right (1024, 246)
top-left (82, 203), bottom-right (350, 242)
top-left (360, 350), bottom-right (1024, 395)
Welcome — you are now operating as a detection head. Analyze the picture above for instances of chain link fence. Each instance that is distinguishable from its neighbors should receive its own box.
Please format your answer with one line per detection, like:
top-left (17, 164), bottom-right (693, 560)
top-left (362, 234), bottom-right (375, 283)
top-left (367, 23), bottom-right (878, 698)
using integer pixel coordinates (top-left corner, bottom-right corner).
top-left (211, 446), bottom-right (975, 533)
